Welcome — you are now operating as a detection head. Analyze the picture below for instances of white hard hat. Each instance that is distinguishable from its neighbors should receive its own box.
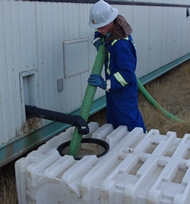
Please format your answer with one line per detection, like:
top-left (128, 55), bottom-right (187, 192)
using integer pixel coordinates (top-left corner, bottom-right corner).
top-left (89, 0), bottom-right (118, 29)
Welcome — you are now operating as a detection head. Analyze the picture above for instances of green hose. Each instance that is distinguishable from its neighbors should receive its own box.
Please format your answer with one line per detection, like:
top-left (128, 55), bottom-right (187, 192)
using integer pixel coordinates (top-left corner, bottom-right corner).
top-left (137, 77), bottom-right (182, 122)
top-left (67, 44), bottom-right (106, 157)
top-left (67, 43), bottom-right (182, 157)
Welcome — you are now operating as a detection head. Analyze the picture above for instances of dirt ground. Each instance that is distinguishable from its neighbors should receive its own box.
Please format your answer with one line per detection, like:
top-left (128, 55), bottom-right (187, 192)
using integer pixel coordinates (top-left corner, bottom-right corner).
top-left (140, 59), bottom-right (190, 137)
top-left (0, 161), bottom-right (17, 204)
top-left (1, 59), bottom-right (190, 203)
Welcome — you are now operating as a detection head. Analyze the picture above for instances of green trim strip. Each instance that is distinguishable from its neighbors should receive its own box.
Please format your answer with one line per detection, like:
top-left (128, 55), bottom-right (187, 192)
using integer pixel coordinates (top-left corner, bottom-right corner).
top-left (0, 96), bottom-right (106, 167)
top-left (0, 54), bottom-right (189, 167)
top-left (140, 54), bottom-right (190, 85)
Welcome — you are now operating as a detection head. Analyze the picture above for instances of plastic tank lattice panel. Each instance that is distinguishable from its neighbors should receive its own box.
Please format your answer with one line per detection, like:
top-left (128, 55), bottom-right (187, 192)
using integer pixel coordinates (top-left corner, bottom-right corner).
top-left (15, 122), bottom-right (190, 204)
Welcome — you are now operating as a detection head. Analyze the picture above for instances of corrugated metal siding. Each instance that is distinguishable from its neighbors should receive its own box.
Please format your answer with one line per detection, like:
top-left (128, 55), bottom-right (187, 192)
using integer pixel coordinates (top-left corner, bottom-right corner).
top-left (0, 1), bottom-right (103, 145)
top-left (116, 3), bottom-right (190, 77)
top-left (0, 0), bottom-right (190, 145)
top-left (35, 2), bottom-right (101, 113)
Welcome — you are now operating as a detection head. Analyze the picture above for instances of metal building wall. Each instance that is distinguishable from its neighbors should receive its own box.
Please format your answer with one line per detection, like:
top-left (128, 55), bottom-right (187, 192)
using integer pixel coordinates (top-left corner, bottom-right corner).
top-left (0, 0), bottom-right (190, 165)
top-left (115, 1), bottom-right (190, 78)
top-left (0, 1), bottom-right (97, 144)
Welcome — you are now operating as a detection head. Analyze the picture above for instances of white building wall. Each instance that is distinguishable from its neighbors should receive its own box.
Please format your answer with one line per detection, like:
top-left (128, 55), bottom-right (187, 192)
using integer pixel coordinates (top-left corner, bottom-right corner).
top-left (0, 0), bottom-right (190, 144)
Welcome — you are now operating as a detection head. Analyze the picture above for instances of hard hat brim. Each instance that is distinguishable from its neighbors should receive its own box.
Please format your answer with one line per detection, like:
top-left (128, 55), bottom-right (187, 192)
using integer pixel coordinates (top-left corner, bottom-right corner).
top-left (89, 8), bottom-right (118, 29)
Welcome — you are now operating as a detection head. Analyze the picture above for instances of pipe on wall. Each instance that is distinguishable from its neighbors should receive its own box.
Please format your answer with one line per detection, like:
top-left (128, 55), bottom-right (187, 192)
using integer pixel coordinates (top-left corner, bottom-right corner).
top-left (25, 105), bottom-right (89, 135)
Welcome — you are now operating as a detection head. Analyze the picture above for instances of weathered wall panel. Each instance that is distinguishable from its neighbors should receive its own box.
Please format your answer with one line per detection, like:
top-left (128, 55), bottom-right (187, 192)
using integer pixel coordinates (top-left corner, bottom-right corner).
top-left (161, 7), bottom-right (173, 66)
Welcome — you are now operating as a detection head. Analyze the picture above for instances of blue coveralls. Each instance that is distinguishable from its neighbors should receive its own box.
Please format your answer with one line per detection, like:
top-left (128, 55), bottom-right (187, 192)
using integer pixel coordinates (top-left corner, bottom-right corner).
top-left (100, 33), bottom-right (146, 133)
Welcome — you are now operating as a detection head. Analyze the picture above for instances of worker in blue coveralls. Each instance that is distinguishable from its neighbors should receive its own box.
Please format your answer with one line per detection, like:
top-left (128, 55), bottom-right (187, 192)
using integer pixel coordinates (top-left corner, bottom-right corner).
top-left (88, 0), bottom-right (146, 133)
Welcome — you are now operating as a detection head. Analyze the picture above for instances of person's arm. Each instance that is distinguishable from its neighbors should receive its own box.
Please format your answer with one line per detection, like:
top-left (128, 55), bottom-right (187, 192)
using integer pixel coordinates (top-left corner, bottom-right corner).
top-left (108, 39), bottom-right (137, 91)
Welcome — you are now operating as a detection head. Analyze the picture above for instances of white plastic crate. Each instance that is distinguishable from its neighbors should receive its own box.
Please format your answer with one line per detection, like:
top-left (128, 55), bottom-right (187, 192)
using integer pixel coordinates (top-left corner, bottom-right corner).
top-left (15, 122), bottom-right (190, 204)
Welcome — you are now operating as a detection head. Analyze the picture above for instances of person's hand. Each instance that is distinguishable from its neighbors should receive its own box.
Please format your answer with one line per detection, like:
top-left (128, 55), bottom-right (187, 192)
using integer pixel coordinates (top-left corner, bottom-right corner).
top-left (88, 74), bottom-right (107, 90)
top-left (92, 38), bottom-right (103, 51)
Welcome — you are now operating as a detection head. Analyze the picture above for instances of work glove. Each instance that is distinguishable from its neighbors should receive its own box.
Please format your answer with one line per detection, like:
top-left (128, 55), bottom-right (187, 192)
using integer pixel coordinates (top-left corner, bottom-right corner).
top-left (88, 74), bottom-right (107, 90)
top-left (92, 37), bottom-right (103, 51)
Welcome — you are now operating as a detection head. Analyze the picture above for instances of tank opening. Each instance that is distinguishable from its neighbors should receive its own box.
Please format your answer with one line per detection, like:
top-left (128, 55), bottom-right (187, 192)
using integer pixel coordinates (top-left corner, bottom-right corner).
top-left (57, 138), bottom-right (109, 160)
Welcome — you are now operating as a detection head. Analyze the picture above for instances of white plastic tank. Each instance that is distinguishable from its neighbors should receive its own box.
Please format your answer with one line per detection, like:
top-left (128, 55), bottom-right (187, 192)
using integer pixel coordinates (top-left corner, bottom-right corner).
top-left (15, 122), bottom-right (190, 204)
